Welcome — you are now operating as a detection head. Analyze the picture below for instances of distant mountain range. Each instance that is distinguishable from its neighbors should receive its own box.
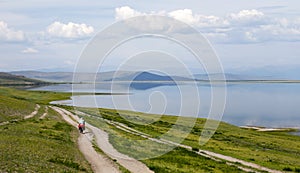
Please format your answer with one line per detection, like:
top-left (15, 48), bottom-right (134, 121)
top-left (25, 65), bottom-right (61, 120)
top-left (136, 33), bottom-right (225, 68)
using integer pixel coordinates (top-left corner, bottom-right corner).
top-left (0, 72), bottom-right (48, 86)
top-left (236, 65), bottom-right (300, 80)
top-left (193, 73), bottom-right (273, 81)
top-left (10, 71), bottom-right (191, 83)
top-left (10, 71), bottom-right (144, 82)
top-left (9, 70), bottom-right (289, 83)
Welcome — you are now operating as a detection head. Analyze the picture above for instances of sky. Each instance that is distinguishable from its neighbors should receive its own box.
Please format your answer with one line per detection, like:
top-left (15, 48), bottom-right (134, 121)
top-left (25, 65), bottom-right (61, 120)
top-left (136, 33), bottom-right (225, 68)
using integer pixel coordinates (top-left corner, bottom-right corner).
top-left (0, 0), bottom-right (300, 78)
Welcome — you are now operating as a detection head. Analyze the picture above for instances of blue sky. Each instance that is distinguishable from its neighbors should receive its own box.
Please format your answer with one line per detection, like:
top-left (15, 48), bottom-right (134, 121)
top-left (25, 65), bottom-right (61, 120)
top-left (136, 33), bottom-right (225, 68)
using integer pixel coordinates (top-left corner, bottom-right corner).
top-left (0, 0), bottom-right (300, 78)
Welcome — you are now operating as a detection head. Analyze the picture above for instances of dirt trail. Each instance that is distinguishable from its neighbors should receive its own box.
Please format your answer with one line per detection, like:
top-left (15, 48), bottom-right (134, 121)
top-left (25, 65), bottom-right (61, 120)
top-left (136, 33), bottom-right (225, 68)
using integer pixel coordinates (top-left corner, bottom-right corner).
top-left (24, 104), bottom-right (40, 119)
top-left (53, 106), bottom-right (153, 173)
top-left (1, 104), bottom-right (41, 126)
top-left (52, 108), bottom-right (153, 173)
top-left (200, 150), bottom-right (282, 173)
top-left (90, 112), bottom-right (283, 173)
top-left (53, 107), bottom-right (283, 173)
top-left (0, 121), bottom-right (9, 126)
top-left (88, 125), bottom-right (153, 173)
top-left (39, 106), bottom-right (48, 119)
top-left (50, 106), bottom-right (120, 173)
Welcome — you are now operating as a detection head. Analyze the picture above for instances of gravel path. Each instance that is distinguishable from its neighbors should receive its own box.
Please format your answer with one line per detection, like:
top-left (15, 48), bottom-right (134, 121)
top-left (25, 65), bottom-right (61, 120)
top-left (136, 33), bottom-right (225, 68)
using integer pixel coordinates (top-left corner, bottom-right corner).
top-left (51, 106), bottom-right (153, 173)
top-left (53, 106), bottom-right (284, 173)
top-left (93, 112), bottom-right (283, 173)
top-left (50, 106), bottom-right (120, 173)
top-left (1, 104), bottom-right (41, 126)
top-left (88, 124), bottom-right (154, 173)
top-left (24, 104), bottom-right (40, 119)
top-left (39, 106), bottom-right (48, 119)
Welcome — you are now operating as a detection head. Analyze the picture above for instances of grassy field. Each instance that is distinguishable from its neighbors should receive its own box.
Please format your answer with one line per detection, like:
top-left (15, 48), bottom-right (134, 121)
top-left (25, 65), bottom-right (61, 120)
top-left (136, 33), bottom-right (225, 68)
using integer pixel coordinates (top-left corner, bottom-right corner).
top-left (0, 87), bottom-right (92, 172)
top-left (0, 86), bottom-right (70, 105)
top-left (74, 107), bottom-right (300, 172)
top-left (74, 108), bottom-right (243, 172)
top-left (1, 86), bottom-right (300, 172)
top-left (0, 93), bottom-right (36, 122)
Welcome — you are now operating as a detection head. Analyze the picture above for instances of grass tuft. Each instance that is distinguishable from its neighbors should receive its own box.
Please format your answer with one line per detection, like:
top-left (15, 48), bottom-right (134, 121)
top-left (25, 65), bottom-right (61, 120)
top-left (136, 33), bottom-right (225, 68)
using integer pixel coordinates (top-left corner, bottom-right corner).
top-left (48, 157), bottom-right (86, 171)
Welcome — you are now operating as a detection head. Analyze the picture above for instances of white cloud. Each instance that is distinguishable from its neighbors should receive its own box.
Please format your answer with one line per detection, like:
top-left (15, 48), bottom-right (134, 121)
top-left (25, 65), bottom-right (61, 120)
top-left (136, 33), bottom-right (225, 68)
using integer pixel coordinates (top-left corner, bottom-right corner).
top-left (0, 21), bottom-right (25, 41)
top-left (246, 18), bottom-right (300, 42)
top-left (115, 7), bottom-right (228, 28)
top-left (168, 9), bottom-right (198, 25)
top-left (114, 7), bottom-right (300, 43)
top-left (22, 47), bottom-right (38, 53)
top-left (197, 15), bottom-right (229, 28)
top-left (168, 9), bottom-right (229, 27)
top-left (228, 9), bottom-right (267, 26)
top-left (47, 21), bottom-right (94, 39)
top-left (223, 11), bottom-right (300, 42)
top-left (229, 9), bottom-right (264, 21)
top-left (115, 7), bottom-right (187, 32)
top-left (198, 9), bottom-right (300, 43)
top-left (115, 6), bottom-right (145, 20)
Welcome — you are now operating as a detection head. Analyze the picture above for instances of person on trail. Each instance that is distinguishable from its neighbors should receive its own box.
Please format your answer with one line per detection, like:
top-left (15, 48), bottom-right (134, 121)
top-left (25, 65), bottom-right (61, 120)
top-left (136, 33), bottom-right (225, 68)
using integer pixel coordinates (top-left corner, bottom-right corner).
top-left (78, 117), bottom-right (85, 133)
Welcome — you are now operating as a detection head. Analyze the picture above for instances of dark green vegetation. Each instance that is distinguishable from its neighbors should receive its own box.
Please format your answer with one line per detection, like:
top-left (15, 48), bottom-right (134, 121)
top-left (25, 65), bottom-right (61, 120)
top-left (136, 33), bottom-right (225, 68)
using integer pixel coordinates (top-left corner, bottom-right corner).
top-left (144, 147), bottom-right (240, 173)
top-left (73, 108), bottom-right (242, 172)
top-left (1, 86), bottom-right (300, 172)
top-left (0, 72), bottom-right (49, 86)
top-left (0, 86), bottom-right (70, 105)
top-left (0, 91), bottom-right (36, 122)
top-left (75, 107), bottom-right (300, 172)
top-left (0, 87), bottom-right (91, 172)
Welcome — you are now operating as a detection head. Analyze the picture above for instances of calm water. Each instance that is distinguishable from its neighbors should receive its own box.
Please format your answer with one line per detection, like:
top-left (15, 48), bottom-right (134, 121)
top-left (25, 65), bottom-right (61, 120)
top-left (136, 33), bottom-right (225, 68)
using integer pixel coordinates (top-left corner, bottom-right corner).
top-left (31, 83), bottom-right (300, 128)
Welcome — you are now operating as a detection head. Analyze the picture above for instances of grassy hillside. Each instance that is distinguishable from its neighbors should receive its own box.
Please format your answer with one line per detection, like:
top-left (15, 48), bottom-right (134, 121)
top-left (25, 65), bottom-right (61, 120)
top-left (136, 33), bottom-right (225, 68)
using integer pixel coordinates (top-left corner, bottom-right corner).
top-left (0, 86), bottom-right (70, 105)
top-left (1, 86), bottom-right (300, 172)
top-left (0, 94), bottom-right (36, 122)
top-left (74, 107), bottom-right (300, 172)
top-left (0, 87), bottom-right (91, 172)
top-left (0, 72), bottom-right (49, 86)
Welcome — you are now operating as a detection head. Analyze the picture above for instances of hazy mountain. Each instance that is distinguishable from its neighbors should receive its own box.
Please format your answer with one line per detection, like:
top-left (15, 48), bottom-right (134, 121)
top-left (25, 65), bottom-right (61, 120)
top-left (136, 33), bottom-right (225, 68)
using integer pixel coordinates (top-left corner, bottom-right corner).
top-left (114, 71), bottom-right (171, 81)
top-left (10, 71), bottom-right (193, 83)
top-left (0, 72), bottom-right (48, 85)
top-left (9, 71), bottom-right (146, 82)
top-left (110, 71), bottom-right (192, 82)
top-left (194, 73), bottom-right (248, 80)
top-left (10, 70), bottom-right (287, 83)
top-left (237, 65), bottom-right (300, 80)
top-left (10, 71), bottom-right (74, 82)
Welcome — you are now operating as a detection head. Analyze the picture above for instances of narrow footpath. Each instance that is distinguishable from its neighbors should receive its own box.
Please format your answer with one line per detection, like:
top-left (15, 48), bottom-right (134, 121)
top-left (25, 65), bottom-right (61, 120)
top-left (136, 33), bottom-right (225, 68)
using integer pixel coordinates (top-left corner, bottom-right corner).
top-left (75, 110), bottom-right (283, 173)
top-left (51, 106), bottom-right (153, 173)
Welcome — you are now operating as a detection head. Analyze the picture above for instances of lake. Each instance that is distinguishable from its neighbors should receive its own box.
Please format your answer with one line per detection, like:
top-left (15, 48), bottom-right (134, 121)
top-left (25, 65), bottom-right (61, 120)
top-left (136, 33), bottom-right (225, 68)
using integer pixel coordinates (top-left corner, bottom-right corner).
top-left (30, 82), bottom-right (300, 128)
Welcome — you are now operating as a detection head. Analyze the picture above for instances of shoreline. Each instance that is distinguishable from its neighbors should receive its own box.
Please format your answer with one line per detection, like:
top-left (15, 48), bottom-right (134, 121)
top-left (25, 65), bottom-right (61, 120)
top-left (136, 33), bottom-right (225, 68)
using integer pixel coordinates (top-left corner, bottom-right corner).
top-left (240, 125), bottom-right (299, 132)
top-left (51, 98), bottom-right (300, 136)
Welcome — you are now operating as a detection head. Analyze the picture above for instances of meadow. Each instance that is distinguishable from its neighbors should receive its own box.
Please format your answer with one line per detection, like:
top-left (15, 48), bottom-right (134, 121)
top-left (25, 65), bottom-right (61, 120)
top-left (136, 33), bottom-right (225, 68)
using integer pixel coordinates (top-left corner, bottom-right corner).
top-left (1, 86), bottom-right (300, 172)
top-left (0, 87), bottom-right (92, 172)
top-left (73, 107), bottom-right (300, 172)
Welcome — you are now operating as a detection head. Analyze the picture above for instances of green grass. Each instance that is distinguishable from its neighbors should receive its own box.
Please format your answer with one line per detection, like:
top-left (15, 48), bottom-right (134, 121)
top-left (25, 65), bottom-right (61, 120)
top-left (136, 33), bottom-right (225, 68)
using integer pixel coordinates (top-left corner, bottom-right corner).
top-left (1, 86), bottom-right (300, 172)
top-left (0, 86), bottom-right (70, 122)
top-left (0, 87), bottom-right (91, 172)
top-left (80, 113), bottom-right (244, 172)
top-left (0, 86), bottom-right (71, 104)
top-left (144, 147), bottom-right (242, 173)
top-left (0, 94), bottom-right (36, 122)
top-left (186, 122), bottom-right (300, 171)
top-left (0, 108), bottom-right (92, 172)
top-left (74, 107), bottom-right (300, 172)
